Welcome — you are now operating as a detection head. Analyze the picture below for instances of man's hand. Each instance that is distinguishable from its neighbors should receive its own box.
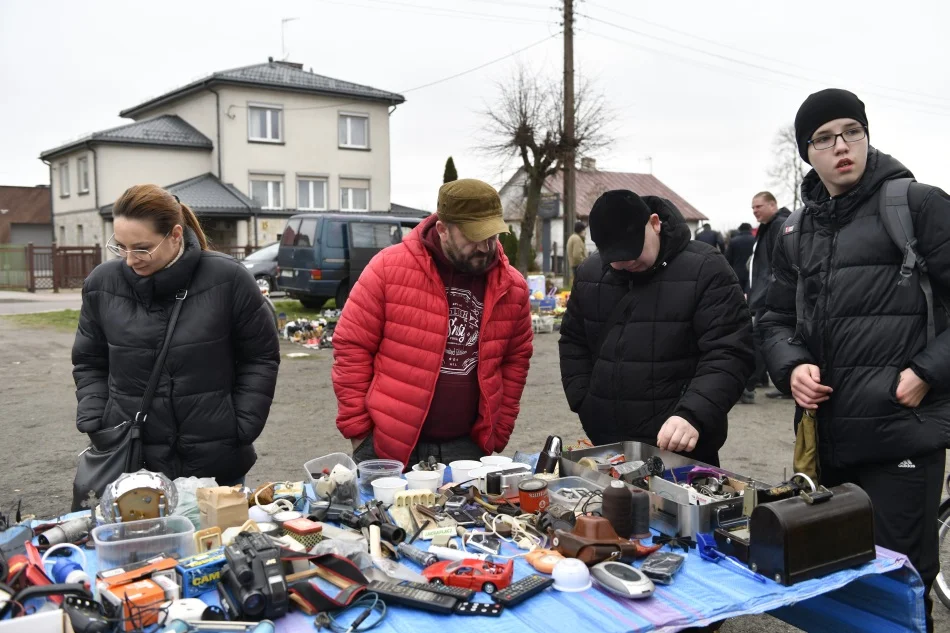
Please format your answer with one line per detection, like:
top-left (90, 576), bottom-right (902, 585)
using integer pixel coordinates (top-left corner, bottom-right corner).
top-left (351, 435), bottom-right (369, 451)
top-left (657, 416), bottom-right (699, 453)
top-left (896, 368), bottom-right (930, 408)
top-left (790, 364), bottom-right (833, 410)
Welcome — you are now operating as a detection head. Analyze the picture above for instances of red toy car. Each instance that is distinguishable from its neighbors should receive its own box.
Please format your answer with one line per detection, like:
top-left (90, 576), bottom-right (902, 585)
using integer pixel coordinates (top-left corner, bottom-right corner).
top-left (422, 559), bottom-right (514, 594)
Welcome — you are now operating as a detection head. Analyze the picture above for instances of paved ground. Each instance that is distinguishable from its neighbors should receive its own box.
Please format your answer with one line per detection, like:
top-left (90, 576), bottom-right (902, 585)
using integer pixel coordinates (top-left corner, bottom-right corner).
top-left (0, 289), bottom-right (82, 314)
top-left (0, 317), bottom-right (945, 631)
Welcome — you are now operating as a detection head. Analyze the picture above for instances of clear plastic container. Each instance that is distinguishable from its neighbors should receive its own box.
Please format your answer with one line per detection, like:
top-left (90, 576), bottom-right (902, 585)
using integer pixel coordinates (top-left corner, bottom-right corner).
top-left (357, 459), bottom-right (404, 495)
top-left (547, 476), bottom-right (605, 512)
top-left (92, 516), bottom-right (195, 570)
top-left (304, 453), bottom-right (359, 504)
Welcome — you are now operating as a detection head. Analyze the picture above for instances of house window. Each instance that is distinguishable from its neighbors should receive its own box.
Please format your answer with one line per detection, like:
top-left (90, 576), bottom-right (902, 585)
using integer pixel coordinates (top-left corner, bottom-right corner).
top-left (250, 177), bottom-right (283, 210)
top-left (248, 105), bottom-right (283, 142)
top-left (76, 225), bottom-right (84, 246)
top-left (77, 157), bottom-right (89, 193)
top-left (340, 180), bottom-right (370, 212)
top-left (338, 113), bottom-right (369, 149)
top-left (58, 226), bottom-right (66, 244)
top-left (59, 162), bottom-right (70, 196)
top-left (297, 178), bottom-right (327, 210)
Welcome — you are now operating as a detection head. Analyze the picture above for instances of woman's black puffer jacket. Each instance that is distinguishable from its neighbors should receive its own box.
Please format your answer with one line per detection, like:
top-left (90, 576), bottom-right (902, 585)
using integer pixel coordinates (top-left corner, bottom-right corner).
top-left (72, 229), bottom-right (280, 482)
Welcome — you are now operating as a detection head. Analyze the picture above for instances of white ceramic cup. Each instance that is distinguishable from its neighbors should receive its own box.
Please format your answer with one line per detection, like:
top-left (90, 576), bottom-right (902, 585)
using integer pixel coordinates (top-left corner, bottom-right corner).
top-left (448, 460), bottom-right (483, 486)
top-left (371, 476), bottom-right (407, 504)
top-left (404, 469), bottom-right (441, 492)
top-left (480, 455), bottom-right (513, 467)
top-left (411, 462), bottom-right (447, 485)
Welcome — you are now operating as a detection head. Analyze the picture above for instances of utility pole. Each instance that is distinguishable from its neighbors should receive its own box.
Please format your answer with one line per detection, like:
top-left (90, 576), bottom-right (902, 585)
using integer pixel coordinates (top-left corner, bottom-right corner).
top-left (561, 0), bottom-right (576, 289)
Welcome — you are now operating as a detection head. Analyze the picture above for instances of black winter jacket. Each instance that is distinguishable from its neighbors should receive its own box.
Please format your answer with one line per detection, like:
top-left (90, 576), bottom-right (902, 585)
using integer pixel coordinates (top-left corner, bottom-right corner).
top-left (559, 197), bottom-right (754, 465)
top-left (72, 229), bottom-right (281, 482)
top-left (761, 149), bottom-right (950, 467)
top-left (747, 207), bottom-right (791, 313)
top-left (725, 229), bottom-right (755, 294)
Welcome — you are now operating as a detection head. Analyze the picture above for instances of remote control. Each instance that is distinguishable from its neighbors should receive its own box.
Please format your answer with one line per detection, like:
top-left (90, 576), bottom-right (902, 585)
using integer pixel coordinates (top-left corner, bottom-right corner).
top-left (455, 601), bottom-right (504, 617)
top-left (490, 574), bottom-right (555, 607)
top-left (367, 580), bottom-right (458, 614)
top-left (399, 580), bottom-right (475, 601)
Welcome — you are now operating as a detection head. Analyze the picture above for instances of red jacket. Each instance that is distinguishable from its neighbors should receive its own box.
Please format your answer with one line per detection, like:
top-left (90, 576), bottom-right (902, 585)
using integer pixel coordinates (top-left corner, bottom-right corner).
top-left (332, 216), bottom-right (534, 466)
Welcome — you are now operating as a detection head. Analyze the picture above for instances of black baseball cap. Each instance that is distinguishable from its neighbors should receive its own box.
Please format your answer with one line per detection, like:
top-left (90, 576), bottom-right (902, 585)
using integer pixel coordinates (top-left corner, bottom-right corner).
top-left (588, 190), bottom-right (653, 263)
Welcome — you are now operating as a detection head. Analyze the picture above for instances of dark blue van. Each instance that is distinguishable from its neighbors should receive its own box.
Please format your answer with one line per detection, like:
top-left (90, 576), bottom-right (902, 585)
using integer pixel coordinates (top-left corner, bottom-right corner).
top-left (276, 213), bottom-right (424, 309)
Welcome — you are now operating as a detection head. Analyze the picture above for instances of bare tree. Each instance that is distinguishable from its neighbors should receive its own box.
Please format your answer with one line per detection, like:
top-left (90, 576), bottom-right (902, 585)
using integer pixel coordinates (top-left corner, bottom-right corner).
top-left (480, 66), bottom-right (611, 274)
top-left (767, 124), bottom-right (809, 210)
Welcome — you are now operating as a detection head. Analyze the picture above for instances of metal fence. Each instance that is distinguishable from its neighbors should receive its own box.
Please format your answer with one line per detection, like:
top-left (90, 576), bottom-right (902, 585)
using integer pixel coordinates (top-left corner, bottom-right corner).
top-left (0, 244), bottom-right (101, 292)
top-left (225, 246), bottom-right (255, 260)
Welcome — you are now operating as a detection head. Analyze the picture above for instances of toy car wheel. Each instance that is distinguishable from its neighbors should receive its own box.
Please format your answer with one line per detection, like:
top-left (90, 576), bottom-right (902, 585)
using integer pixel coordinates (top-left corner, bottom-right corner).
top-left (429, 579), bottom-right (444, 585)
top-left (482, 582), bottom-right (496, 595)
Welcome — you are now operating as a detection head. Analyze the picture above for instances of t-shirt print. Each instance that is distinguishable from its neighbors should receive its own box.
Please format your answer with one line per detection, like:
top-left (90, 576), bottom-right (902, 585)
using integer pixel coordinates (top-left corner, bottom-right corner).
top-left (443, 287), bottom-right (482, 376)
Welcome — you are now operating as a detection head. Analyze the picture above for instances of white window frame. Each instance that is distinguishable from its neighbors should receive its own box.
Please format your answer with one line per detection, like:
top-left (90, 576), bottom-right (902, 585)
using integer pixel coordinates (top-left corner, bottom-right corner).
top-left (247, 103), bottom-right (283, 143)
top-left (77, 157), bottom-right (89, 193)
top-left (340, 184), bottom-right (370, 212)
top-left (338, 112), bottom-right (369, 149)
top-left (59, 161), bottom-right (70, 197)
top-left (297, 178), bottom-right (328, 211)
top-left (249, 177), bottom-right (284, 210)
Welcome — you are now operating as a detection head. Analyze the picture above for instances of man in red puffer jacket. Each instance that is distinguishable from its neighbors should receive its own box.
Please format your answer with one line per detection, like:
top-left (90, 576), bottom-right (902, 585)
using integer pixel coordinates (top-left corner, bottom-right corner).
top-left (332, 179), bottom-right (533, 468)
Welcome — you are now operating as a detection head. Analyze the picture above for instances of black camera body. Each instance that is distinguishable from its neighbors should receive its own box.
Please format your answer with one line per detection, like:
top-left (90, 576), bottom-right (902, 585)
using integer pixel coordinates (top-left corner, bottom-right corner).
top-left (218, 532), bottom-right (288, 621)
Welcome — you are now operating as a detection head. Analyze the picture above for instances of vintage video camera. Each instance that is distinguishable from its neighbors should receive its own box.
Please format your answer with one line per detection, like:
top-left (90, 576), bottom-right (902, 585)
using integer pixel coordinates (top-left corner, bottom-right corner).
top-left (481, 464), bottom-right (533, 496)
top-left (217, 532), bottom-right (288, 621)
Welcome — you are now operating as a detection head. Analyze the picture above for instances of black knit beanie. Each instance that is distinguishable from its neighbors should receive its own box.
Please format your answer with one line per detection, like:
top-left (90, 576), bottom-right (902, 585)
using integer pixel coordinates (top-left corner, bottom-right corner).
top-left (794, 89), bottom-right (868, 164)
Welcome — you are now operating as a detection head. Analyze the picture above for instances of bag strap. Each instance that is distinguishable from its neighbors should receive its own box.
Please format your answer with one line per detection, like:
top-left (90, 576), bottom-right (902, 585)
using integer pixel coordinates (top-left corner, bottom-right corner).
top-left (135, 289), bottom-right (188, 424)
top-left (594, 284), bottom-right (638, 359)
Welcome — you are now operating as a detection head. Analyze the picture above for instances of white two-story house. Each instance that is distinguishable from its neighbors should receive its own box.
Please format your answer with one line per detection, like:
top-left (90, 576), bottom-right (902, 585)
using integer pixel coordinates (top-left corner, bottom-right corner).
top-left (40, 58), bottom-right (405, 254)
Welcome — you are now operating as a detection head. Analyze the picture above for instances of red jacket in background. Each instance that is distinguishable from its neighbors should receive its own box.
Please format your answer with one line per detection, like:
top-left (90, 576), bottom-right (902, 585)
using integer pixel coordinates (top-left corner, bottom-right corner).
top-left (331, 215), bottom-right (534, 466)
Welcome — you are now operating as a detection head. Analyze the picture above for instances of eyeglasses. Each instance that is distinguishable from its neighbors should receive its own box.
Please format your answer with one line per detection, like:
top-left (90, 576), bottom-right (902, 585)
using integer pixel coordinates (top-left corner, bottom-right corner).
top-left (808, 126), bottom-right (867, 151)
top-left (106, 231), bottom-right (170, 261)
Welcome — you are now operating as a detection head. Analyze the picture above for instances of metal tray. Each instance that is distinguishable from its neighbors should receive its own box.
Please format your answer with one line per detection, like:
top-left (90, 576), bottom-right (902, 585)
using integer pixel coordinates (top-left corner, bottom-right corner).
top-left (558, 441), bottom-right (770, 538)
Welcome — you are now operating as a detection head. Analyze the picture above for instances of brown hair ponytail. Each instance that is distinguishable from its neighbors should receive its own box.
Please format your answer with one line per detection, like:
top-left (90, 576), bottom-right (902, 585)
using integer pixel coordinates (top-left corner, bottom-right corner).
top-left (113, 184), bottom-right (209, 250)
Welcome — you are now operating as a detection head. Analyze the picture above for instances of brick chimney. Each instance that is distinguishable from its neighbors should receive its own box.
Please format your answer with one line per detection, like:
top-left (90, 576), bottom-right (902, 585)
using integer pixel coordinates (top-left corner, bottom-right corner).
top-left (580, 157), bottom-right (597, 171)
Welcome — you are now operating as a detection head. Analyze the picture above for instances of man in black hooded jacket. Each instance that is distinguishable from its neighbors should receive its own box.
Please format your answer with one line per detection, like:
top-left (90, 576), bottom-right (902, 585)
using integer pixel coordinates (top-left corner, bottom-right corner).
top-left (559, 190), bottom-right (754, 466)
top-left (761, 88), bottom-right (950, 630)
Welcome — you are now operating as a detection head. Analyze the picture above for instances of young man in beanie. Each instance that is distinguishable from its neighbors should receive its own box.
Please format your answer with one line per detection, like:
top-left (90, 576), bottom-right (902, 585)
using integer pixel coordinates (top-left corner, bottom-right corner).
top-left (559, 190), bottom-right (754, 465)
top-left (567, 220), bottom-right (588, 278)
top-left (332, 179), bottom-right (533, 467)
top-left (761, 88), bottom-right (950, 629)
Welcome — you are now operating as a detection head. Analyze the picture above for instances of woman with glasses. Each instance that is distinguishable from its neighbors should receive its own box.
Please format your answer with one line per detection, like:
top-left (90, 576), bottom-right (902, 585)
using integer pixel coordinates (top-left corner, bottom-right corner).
top-left (71, 184), bottom-right (280, 499)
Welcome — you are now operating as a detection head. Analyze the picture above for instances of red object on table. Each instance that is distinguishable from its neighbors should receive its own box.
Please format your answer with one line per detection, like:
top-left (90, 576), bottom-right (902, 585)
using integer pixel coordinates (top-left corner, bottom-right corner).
top-left (422, 559), bottom-right (514, 594)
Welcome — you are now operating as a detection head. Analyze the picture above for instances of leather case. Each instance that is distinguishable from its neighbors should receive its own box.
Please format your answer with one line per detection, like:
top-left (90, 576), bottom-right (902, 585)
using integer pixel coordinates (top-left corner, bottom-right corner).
top-left (552, 516), bottom-right (659, 565)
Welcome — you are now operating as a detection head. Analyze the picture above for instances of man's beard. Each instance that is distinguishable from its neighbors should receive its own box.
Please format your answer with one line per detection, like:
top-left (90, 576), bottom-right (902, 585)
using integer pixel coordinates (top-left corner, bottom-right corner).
top-left (444, 241), bottom-right (496, 274)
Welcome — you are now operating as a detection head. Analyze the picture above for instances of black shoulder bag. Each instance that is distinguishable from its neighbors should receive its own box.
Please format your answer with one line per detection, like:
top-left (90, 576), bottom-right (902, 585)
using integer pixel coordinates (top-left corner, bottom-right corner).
top-left (71, 289), bottom-right (188, 511)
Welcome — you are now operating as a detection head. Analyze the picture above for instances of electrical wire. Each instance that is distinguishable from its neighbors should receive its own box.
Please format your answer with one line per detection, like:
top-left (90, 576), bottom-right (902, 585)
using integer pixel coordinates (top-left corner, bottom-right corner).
top-left (316, 0), bottom-right (550, 26)
top-left (318, 592), bottom-right (387, 633)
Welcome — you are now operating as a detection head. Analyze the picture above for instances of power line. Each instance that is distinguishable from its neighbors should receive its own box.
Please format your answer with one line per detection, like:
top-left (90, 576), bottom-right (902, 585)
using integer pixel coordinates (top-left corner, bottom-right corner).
top-left (580, 13), bottom-right (950, 117)
top-left (585, 1), bottom-right (950, 108)
top-left (316, 0), bottom-right (550, 25)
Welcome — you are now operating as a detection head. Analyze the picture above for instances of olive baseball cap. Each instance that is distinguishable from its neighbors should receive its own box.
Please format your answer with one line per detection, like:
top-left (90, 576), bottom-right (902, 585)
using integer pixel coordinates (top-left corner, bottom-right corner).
top-left (436, 179), bottom-right (509, 242)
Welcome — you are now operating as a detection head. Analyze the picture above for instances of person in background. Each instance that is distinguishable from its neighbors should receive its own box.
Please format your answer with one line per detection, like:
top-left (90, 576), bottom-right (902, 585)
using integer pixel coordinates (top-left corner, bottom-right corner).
top-left (72, 184), bottom-right (280, 500)
top-left (567, 220), bottom-right (588, 279)
top-left (559, 190), bottom-right (754, 466)
top-left (332, 179), bottom-right (533, 467)
top-left (745, 192), bottom-right (792, 402)
top-left (761, 88), bottom-right (950, 631)
top-left (695, 223), bottom-right (725, 252)
top-left (725, 222), bottom-right (755, 295)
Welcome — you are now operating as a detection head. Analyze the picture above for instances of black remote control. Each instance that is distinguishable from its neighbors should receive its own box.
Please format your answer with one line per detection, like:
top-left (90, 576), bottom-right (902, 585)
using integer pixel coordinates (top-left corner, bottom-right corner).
top-left (367, 580), bottom-right (459, 614)
top-left (455, 601), bottom-right (504, 617)
top-left (399, 580), bottom-right (475, 601)
top-left (490, 574), bottom-right (555, 607)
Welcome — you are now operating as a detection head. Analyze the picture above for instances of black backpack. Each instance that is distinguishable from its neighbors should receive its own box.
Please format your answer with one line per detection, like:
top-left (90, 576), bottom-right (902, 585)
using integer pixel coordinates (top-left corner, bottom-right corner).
top-left (784, 178), bottom-right (945, 343)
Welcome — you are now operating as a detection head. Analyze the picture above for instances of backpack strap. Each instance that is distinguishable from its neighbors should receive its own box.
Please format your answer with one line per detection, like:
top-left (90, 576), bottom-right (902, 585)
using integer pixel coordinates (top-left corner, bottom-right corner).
top-left (781, 208), bottom-right (805, 340)
top-left (879, 178), bottom-right (938, 343)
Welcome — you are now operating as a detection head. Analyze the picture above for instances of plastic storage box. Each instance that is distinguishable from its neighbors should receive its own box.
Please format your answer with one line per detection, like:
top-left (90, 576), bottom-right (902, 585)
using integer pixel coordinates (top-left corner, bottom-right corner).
top-left (92, 516), bottom-right (196, 570)
top-left (356, 459), bottom-right (404, 495)
top-left (547, 476), bottom-right (606, 512)
top-left (304, 453), bottom-right (359, 503)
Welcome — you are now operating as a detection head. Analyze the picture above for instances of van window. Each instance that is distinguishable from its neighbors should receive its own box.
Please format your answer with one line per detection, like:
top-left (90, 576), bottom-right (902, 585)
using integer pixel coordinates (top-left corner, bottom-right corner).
top-left (351, 222), bottom-right (397, 248)
top-left (326, 221), bottom-right (346, 248)
top-left (296, 218), bottom-right (317, 247)
top-left (281, 219), bottom-right (302, 246)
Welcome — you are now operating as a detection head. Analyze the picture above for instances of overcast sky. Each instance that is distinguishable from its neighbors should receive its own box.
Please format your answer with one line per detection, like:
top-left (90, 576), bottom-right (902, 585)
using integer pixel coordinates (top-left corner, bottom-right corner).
top-left (2, 0), bottom-right (949, 230)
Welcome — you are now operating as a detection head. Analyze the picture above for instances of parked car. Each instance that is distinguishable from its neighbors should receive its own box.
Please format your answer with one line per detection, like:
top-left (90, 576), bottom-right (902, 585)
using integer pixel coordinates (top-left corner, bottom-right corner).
top-left (241, 242), bottom-right (280, 293)
top-left (276, 213), bottom-right (423, 309)
top-left (422, 559), bottom-right (514, 594)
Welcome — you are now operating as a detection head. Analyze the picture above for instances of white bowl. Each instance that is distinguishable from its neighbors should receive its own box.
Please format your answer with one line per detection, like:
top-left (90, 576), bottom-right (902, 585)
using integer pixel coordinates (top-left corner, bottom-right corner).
top-left (552, 558), bottom-right (592, 592)
top-left (480, 455), bottom-right (513, 466)
top-left (371, 476), bottom-right (408, 504)
top-left (404, 470), bottom-right (441, 492)
top-left (411, 462), bottom-right (446, 485)
top-left (448, 460), bottom-right (483, 486)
